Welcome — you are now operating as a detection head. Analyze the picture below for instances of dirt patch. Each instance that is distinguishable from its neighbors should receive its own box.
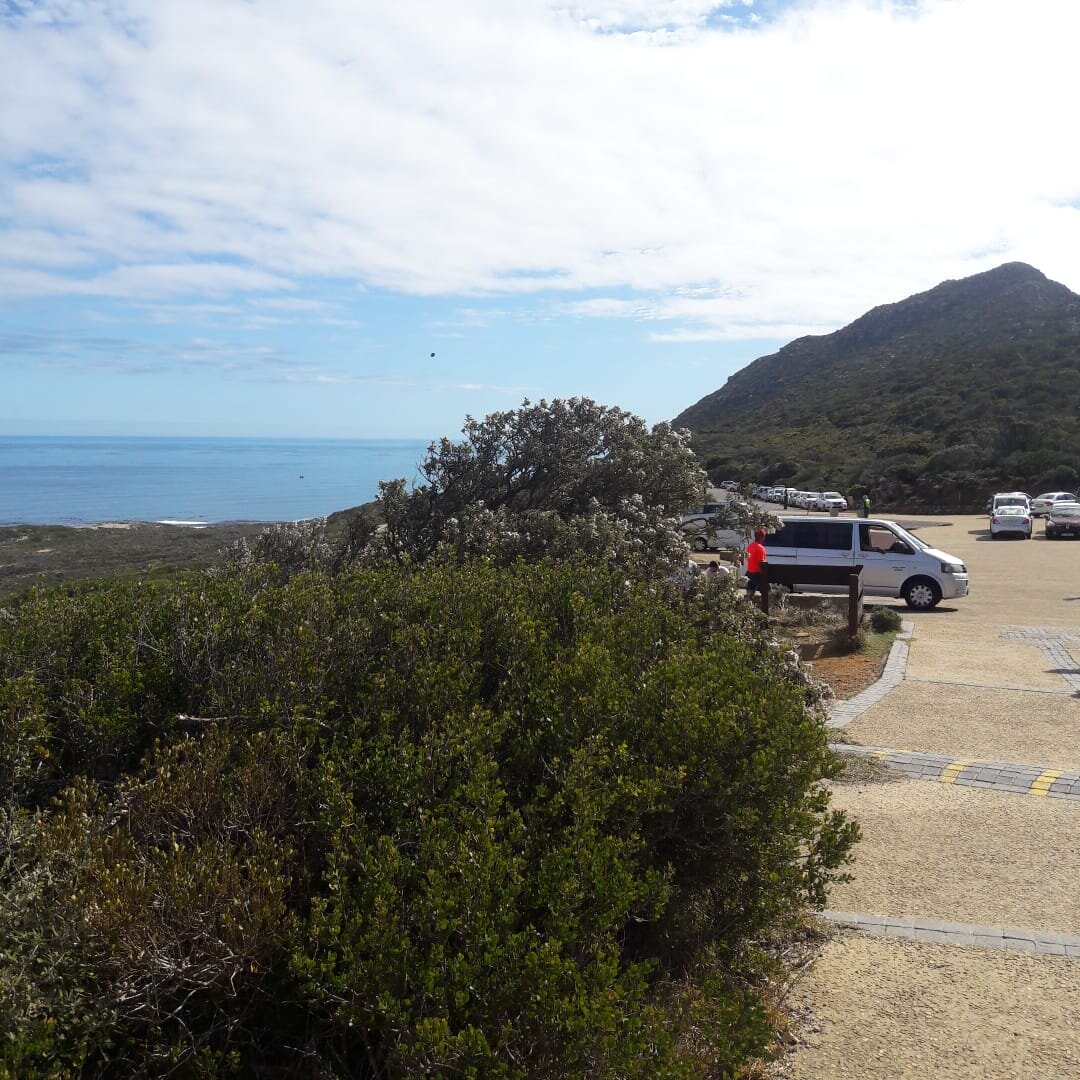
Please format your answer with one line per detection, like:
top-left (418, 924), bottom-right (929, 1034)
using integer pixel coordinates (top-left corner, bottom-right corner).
top-left (830, 754), bottom-right (907, 785)
top-left (806, 649), bottom-right (889, 699)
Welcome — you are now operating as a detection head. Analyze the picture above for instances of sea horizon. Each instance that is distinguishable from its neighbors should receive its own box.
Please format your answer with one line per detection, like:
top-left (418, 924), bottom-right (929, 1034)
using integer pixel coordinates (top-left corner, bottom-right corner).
top-left (0, 434), bottom-right (431, 527)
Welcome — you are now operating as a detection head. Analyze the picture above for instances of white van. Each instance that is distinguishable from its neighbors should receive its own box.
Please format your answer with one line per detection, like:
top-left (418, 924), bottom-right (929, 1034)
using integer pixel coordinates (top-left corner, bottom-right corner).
top-left (759, 516), bottom-right (969, 610)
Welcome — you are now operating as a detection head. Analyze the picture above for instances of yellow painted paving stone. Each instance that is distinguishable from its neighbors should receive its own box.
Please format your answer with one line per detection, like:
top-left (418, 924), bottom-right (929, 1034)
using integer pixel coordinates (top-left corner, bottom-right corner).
top-left (939, 759), bottom-right (972, 784)
top-left (1029, 770), bottom-right (1062, 797)
top-left (842, 682), bottom-right (1080, 774)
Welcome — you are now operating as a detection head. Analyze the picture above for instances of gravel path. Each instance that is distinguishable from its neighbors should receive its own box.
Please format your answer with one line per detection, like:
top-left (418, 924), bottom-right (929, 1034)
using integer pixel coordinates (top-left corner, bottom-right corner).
top-left (903, 637), bottom-right (1066, 689)
top-left (825, 780), bottom-right (1080, 934)
top-left (775, 932), bottom-right (1080, 1080)
top-left (772, 513), bottom-right (1080, 1078)
top-left (843, 682), bottom-right (1080, 773)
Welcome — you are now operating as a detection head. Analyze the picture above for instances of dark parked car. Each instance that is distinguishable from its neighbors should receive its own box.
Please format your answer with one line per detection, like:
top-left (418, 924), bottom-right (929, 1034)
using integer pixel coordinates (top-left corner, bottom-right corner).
top-left (1045, 503), bottom-right (1080, 539)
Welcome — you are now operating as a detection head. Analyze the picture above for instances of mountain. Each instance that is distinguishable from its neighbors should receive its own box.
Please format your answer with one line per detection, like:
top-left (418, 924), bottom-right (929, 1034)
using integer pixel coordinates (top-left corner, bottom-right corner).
top-left (672, 263), bottom-right (1080, 512)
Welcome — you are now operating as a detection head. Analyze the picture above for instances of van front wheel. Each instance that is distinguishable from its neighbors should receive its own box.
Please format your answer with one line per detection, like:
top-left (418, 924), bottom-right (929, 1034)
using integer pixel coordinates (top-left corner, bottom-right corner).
top-left (903, 577), bottom-right (942, 610)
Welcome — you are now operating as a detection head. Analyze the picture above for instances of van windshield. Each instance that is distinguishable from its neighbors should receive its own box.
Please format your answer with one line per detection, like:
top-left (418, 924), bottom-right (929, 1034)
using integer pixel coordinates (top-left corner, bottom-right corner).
top-left (889, 523), bottom-right (929, 550)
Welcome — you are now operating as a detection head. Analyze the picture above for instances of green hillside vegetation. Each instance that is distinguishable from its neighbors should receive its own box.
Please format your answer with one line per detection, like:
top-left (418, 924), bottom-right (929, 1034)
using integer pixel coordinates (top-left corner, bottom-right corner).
top-left (674, 263), bottom-right (1080, 510)
top-left (0, 401), bottom-right (849, 1077)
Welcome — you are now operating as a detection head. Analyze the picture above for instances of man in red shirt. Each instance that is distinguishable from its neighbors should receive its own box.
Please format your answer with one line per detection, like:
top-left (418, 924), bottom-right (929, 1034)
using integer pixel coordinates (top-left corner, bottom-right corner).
top-left (745, 528), bottom-right (767, 599)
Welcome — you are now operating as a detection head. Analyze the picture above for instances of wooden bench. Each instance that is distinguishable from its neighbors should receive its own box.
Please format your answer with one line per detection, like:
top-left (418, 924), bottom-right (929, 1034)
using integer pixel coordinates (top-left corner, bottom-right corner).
top-left (757, 563), bottom-right (864, 637)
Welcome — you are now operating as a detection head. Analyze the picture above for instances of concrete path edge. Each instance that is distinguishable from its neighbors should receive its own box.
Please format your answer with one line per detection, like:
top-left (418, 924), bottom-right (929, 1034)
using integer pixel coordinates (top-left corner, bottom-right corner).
top-left (817, 910), bottom-right (1080, 957)
top-left (826, 619), bottom-right (913, 729)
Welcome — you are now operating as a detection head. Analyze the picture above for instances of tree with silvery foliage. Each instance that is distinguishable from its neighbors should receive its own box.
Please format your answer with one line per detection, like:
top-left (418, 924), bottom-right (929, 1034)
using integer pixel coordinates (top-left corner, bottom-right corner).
top-left (242, 397), bottom-right (774, 577)
top-left (349, 398), bottom-right (712, 574)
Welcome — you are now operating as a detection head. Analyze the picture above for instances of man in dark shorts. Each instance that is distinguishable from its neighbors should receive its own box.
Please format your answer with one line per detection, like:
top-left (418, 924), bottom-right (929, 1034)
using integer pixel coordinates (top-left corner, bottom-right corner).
top-left (745, 528), bottom-right (767, 599)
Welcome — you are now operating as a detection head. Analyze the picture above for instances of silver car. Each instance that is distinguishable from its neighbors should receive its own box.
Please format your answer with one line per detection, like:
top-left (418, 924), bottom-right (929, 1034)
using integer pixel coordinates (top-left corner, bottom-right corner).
top-left (1030, 491), bottom-right (1077, 518)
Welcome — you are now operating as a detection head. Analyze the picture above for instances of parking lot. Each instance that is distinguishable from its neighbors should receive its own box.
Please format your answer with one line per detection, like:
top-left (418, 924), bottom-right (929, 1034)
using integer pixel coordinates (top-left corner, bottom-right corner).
top-left (775, 509), bottom-right (1080, 1079)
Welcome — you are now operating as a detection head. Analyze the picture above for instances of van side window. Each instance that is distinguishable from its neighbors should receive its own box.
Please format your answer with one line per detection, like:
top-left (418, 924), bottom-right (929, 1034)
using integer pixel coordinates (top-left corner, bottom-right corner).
top-left (786, 523), bottom-right (819, 547)
top-left (811, 522), bottom-right (852, 550)
top-left (861, 525), bottom-right (909, 553)
top-left (765, 524), bottom-right (797, 547)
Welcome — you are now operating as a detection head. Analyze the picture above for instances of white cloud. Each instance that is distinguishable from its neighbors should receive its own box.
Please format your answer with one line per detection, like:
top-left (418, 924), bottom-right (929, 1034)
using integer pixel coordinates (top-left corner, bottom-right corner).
top-left (552, 0), bottom-right (755, 34)
top-left (1, 0), bottom-right (1079, 343)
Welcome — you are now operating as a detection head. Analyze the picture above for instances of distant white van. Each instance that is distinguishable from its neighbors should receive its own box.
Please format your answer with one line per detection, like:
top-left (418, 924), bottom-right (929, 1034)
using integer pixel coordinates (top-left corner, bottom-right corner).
top-left (757, 516), bottom-right (969, 610)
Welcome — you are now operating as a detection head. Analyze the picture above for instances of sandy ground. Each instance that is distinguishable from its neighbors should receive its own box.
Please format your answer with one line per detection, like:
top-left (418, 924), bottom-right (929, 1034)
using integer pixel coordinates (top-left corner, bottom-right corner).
top-left (904, 638), bottom-right (1067, 688)
top-left (773, 512), bottom-right (1080, 1078)
top-left (826, 780), bottom-right (1080, 934)
top-left (775, 933), bottom-right (1080, 1080)
top-left (844, 682), bottom-right (1080, 772)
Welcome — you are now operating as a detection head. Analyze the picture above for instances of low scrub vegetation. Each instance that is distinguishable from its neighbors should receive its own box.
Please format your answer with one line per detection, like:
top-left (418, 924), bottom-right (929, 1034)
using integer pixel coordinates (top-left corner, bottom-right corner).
top-left (0, 559), bottom-right (857, 1077)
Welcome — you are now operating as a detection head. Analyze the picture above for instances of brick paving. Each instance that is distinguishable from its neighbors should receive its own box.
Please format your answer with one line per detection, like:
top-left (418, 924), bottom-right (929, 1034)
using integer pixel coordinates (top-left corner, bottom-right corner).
top-left (830, 744), bottom-right (1080, 803)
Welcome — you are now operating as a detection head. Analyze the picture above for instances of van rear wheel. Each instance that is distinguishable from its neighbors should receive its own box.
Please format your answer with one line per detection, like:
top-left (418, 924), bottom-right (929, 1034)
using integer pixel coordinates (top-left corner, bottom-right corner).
top-left (692, 535), bottom-right (708, 552)
top-left (903, 577), bottom-right (941, 610)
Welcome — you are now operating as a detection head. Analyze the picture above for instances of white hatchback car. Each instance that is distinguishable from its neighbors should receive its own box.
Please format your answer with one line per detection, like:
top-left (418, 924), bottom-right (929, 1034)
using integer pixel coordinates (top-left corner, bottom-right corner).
top-left (989, 504), bottom-right (1032, 539)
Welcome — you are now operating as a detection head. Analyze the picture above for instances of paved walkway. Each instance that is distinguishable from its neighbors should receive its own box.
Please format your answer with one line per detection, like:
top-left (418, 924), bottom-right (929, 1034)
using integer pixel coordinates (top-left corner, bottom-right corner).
top-left (825, 621), bottom-right (912, 729)
top-left (823, 617), bottom-right (1080, 950)
top-left (777, 516), bottom-right (1080, 1077)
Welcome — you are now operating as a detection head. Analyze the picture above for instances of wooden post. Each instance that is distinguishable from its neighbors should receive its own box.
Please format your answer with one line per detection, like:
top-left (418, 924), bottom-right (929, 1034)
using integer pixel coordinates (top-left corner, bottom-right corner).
top-left (848, 571), bottom-right (862, 638)
top-left (759, 562), bottom-right (770, 614)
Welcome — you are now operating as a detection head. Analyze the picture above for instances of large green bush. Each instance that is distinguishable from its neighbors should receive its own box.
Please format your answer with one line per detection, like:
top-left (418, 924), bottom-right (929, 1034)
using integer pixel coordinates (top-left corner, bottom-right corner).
top-left (0, 561), bottom-right (855, 1077)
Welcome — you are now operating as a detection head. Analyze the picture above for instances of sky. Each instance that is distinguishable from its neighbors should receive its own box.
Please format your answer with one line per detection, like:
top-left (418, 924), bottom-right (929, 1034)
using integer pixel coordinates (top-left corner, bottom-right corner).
top-left (3, 0), bottom-right (1079, 441)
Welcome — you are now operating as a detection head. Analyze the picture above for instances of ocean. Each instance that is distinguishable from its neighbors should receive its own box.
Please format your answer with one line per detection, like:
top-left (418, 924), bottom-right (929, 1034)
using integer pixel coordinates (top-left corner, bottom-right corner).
top-left (0, 436), bottom-right (431, 526)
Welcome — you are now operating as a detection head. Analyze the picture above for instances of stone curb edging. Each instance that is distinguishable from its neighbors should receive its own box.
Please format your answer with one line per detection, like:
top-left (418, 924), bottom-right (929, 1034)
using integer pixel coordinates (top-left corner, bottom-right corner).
top-left (817, 910), bottom-right (1080, 957)
top-left (825, 619), bottom-right (914, 729)
top-left (830, 744), bottom-right (1080, 803)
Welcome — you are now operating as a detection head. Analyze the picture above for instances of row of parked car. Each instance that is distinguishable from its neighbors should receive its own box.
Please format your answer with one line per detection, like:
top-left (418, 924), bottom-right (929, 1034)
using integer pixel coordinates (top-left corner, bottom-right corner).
top-left (987, 490), bottom-right (1080, 540)
top-left (746, 485), bottom-right (848, 512)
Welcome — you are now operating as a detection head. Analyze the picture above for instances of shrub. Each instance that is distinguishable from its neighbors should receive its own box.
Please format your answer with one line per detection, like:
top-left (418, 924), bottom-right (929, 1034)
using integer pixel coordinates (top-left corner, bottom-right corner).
top-left (869, 606), bottom-right (903, 633)
top-left (348, 398), bottom-right (711, 574)
top-left (0, 730), bottom-right (307, 1076)
top-left (0, 560), bottom-right (857, 1076)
